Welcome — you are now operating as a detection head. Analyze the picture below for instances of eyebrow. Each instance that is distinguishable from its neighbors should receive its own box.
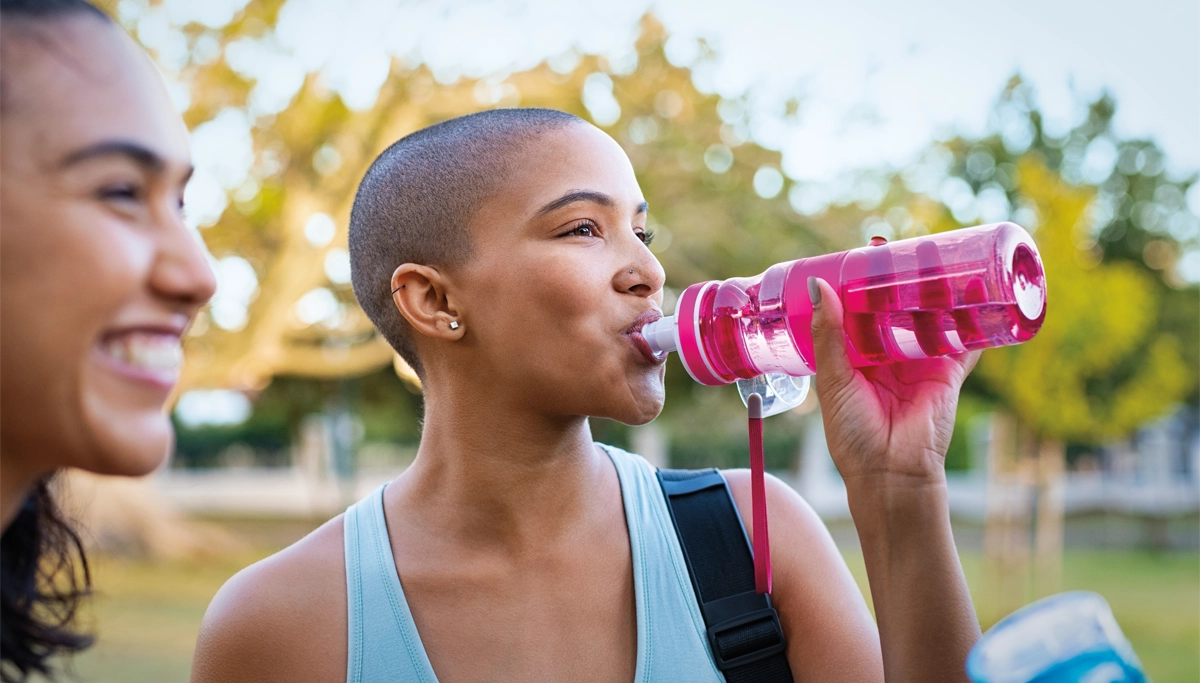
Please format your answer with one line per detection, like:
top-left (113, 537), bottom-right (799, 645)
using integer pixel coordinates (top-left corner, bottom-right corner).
top-left (58, 140), bottom-right (173, 175)
top-left (535, 190), bottom-right (649, 217)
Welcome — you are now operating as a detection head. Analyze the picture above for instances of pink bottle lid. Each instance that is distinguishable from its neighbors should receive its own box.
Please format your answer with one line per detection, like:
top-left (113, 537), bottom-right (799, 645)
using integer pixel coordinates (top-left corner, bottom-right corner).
top-left (675, 281), bottom-right (727, 386)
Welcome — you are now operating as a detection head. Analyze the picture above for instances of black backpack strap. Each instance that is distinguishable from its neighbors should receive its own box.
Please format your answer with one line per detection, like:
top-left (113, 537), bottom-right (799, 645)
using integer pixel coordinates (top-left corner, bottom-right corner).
top-left (656, 468), bottom-right (794, 683)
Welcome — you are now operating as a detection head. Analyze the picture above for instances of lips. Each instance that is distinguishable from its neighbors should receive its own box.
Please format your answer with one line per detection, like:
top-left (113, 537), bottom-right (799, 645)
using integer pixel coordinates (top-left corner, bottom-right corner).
top-left (625, 309), bottom-right (666, 366)
top-left (95, 327), bottom-right (186, 390)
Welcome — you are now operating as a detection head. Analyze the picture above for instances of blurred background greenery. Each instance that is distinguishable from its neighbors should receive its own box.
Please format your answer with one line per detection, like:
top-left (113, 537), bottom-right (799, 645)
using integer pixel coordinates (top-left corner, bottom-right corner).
top-left (57, 0), bottom-right (1200, 680)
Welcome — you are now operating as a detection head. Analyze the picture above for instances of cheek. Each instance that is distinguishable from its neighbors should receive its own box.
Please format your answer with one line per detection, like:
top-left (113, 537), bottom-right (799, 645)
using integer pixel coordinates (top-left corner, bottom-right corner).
top-left (472, 251), bottom-right (610, 359)
top-left (0, 205), bottom-right (157, 472)
top-left (463, 246), bottom-right (664, 420)
top-left (74, 231), bottom-right (167, 474)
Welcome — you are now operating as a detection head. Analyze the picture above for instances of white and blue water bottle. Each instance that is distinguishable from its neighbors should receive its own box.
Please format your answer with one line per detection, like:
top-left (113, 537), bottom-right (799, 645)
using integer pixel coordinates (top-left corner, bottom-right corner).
top-left (967, 591), bottom-right (1147, 682)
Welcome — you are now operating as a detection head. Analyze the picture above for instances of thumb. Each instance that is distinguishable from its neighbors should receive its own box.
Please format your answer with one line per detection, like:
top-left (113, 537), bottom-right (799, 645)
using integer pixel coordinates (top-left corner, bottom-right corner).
top-left (808, 277), bottom-right (856, 397)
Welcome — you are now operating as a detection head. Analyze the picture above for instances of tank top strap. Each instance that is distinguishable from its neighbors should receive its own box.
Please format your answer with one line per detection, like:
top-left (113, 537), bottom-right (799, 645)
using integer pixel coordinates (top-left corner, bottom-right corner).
top-left (599, 444), bottom-right (725, 683)
top-left (343, 448), bottom-right (724, 683)
top-left (343, 484), bottom-right (438, 683)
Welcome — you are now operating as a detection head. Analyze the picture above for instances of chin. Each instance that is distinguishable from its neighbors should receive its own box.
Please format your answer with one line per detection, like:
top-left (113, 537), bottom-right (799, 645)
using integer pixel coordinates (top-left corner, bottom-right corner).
top-left (619, 406), bottom-right (663, 427)
top-left (88, 412), bottom-right (174, 477)
top-left (608, 379), bottom-right (666, 426)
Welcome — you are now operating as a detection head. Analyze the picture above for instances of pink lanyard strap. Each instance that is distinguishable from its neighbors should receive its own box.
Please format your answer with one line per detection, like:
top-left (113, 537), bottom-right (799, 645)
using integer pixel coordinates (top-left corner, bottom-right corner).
top-left (747, 393), bottom-right (772, 595)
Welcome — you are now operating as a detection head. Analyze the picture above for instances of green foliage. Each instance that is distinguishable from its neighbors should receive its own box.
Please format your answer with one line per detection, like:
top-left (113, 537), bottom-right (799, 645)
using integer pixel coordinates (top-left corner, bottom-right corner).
top-left (945, 394), bottom-right (994, 472)
top-left (172, 417), bottom-right (290, 468)
top-left (127, 3), bottom-right (1194, 458)
top-left (935, 80), bottom-right (1200, 433)
top-left (974, 159), bottom-right (1193, 442)
top-left (669, 429), bottom-right (798, 471)
top-left (173, 369), bottom-right (424, 469)
top-left (352, 369), bottom-right (425, 444)
top-left (941, 80), bottom-right (1197, 288)
top-left (841, 78), bottom-right (1199, 445)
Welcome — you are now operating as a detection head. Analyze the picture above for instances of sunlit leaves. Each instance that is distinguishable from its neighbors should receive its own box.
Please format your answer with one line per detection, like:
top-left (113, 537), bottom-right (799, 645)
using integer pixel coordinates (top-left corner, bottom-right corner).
top-left (976, 160), bottom-right (1193, 442)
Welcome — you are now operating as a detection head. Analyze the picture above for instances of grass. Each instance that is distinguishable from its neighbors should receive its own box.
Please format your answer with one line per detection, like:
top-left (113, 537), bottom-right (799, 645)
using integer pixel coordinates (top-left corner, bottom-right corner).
top-left (53, 531), bottom-right (1199, 682)
top-left (841, 551), bottom-right (1200, 682)
top-left (54, 550), bottom-right (273, 683)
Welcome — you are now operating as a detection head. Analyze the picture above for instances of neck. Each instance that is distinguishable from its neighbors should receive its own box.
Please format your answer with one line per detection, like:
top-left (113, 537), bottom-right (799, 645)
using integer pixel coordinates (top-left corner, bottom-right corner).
top-left (0, 448), bottom-right (40, 531)
top-left (391, 380), bottom-right (612, 549)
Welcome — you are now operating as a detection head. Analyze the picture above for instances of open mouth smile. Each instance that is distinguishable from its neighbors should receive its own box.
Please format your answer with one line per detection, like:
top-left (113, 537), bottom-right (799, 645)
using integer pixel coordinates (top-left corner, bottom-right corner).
top-left (94, 326), bottom-right (186, 391)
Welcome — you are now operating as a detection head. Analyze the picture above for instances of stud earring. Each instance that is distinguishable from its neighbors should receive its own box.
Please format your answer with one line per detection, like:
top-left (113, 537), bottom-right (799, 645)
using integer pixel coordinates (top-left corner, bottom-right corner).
top-left (449, 321), bottom-right (460, 330)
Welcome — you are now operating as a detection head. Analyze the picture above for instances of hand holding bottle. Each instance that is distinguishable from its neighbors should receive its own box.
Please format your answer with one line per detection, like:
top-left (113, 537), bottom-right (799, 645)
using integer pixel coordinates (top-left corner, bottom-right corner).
top-left (807, 275), bottom-right (981, 488)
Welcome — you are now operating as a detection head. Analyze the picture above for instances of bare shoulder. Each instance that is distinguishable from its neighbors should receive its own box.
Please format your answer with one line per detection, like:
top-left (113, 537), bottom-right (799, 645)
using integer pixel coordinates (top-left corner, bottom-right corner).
top-left (720, 469), bottom-right (827, 545)
top-left (191, 514), bottom-right (348, 683)
top-left (721, 470), bottom-right (883, 681)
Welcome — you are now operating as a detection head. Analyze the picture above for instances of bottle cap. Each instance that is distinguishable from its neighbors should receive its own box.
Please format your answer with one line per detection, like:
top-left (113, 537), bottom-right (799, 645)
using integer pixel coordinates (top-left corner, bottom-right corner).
top-left (746, 392), bottom-right (763, 419)
top-left (641, 315), bottom-right (678, 355)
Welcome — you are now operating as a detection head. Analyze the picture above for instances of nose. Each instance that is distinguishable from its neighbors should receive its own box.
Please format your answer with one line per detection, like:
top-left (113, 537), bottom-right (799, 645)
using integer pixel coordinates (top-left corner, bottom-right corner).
top-left (614, 238), bottom-right (666, 299)
top-left (150, 215), bottom-right (217, 311)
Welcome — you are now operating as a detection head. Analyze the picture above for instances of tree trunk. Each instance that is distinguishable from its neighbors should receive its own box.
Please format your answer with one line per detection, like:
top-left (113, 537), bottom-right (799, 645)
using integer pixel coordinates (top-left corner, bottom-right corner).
top-left (1034, 438), bottom-right (1065, 597)
top-left (983, 411), bottom-right (1032, 617)
top-left (983, 412), bottom-right (1067, 618)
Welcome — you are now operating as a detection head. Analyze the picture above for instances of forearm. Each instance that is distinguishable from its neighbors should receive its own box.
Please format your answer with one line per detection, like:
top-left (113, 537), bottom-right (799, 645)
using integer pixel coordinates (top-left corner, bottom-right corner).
top-left (847, 474), bottom-right (980, 683)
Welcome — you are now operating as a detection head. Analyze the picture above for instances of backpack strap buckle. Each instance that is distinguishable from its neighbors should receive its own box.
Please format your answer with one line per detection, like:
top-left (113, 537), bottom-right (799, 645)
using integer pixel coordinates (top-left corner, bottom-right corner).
top-left (707, 606), bottom-right (788, 670)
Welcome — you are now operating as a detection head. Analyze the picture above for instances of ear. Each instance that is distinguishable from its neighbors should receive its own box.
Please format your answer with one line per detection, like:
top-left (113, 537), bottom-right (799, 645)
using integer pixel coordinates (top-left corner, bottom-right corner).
top-left (390, 264), bottom-right (465, 341)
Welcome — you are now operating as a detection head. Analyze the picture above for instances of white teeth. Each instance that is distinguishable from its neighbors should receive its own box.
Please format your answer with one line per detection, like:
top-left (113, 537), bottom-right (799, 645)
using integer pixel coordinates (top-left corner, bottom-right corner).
top-left (101, 333), bottom-right (183, 377)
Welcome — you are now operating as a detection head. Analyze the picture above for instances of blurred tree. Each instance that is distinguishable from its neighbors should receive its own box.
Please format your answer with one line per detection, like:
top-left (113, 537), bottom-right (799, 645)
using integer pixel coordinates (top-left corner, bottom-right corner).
top-left (116, 1), bottom-right (1194, 467)
top-left (819, 77), bottom-right (1198, 444)
top-left (941, 78), bottom-right (1200, 410)
top-left (966, 158), bottom-right (1191, 596)
top-left (877, 82), bottom-right (1200, 600)
top-left (119, 4), bottom-right (823, 461)
top-left (975, 158), bottom-right (1192, 442)
top-left (597, 19), bottom-right (832, 453)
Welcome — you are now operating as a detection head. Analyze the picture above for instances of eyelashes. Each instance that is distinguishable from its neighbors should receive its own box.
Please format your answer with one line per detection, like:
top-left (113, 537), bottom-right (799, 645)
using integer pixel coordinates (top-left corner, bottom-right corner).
top-left (98, 184), bottom-right (142, 202)
top-left (97, 184), bottom-right (189, 220)
top-left (562, 219), bottom-right (655, 246)
top-left (564, 219), bottom-right (597, 238)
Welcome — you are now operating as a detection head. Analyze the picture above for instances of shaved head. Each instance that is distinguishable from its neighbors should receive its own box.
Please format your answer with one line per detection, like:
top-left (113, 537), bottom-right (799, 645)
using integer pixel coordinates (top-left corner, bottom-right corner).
top-left (349, 108), bottom-right (584, 377)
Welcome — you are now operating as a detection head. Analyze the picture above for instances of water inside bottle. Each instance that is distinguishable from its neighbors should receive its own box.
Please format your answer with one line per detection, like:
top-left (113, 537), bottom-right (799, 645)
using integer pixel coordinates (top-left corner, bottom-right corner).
top-left (707, 263), bottom-right (813, 380)
top-left (1027, 653), bottom-right (1145, 683)
top-left (842, 243), bottom-right (1045, 363)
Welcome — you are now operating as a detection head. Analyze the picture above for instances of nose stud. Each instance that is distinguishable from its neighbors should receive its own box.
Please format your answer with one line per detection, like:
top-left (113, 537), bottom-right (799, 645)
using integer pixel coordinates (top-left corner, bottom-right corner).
top-left (449, 321), bottom-right (459, 330)
top-left (629, 269), bottom-right (634, 274)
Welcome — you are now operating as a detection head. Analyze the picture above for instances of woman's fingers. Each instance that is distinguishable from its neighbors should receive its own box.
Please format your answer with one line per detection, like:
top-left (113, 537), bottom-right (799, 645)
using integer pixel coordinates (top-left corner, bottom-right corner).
top-left (808, 277), bottom-right (856, 402)
top-left (957, 349), bottom-right (983, 376)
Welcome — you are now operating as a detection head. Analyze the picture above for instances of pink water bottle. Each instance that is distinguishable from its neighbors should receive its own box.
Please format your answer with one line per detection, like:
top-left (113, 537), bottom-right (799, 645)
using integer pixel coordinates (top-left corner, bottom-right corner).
top-left (642, 222), bottom-right (1047, 387)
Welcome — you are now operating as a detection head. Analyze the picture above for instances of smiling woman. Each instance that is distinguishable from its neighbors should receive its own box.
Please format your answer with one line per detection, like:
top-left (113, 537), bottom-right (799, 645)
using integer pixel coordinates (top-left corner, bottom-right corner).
top-left (0, 1), bottom-right (215, 681)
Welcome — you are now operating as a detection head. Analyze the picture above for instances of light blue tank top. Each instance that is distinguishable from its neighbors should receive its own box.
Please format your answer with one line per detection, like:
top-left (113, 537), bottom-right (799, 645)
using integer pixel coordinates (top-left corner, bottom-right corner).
top-left (342, 444), bottom-right (726, 682)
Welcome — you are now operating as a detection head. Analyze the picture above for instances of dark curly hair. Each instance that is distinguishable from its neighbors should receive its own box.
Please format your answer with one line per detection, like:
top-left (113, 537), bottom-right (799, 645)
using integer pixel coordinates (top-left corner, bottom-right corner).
top-left (0, 478), bottom-right (93, 683)
top-left (1, 0), bottom-right (113, 677)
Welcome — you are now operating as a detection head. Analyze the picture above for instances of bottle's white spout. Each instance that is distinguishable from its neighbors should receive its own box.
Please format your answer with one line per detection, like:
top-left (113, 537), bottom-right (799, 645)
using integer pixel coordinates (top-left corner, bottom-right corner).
top-left (642, 316), bottom-right (677, 355)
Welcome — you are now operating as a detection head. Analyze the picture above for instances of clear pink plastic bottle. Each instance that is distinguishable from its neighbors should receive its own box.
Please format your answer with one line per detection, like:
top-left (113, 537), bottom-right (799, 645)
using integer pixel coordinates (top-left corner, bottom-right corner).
top-left (642, 222), bottom-right (1047, 386)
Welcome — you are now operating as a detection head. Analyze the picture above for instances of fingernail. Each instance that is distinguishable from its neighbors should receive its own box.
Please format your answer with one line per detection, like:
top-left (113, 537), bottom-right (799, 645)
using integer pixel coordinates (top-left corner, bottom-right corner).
top-left (807, 276), bottom-right (822, 307)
